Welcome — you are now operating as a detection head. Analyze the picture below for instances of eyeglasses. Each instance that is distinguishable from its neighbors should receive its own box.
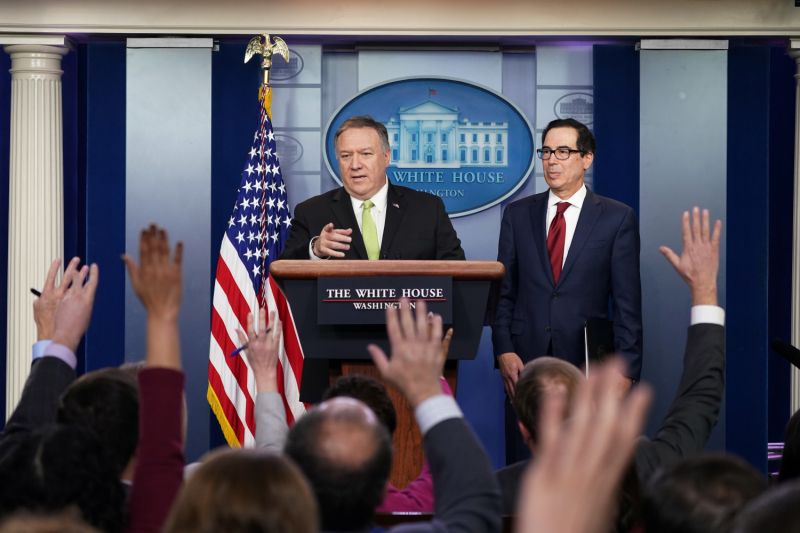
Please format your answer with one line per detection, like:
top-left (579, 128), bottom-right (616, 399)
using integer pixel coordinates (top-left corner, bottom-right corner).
top-left (536, 147), bottom-right (584, 160)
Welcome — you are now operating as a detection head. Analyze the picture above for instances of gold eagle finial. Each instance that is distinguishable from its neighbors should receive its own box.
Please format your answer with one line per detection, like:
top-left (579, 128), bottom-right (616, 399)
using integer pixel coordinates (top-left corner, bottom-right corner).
top-left (245, 34), bottom-right (290, 86)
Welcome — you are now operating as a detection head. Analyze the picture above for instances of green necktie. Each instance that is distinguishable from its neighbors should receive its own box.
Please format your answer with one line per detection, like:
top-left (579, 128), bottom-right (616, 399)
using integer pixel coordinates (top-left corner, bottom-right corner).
top-left (361, 200), bottom-right (380, 260)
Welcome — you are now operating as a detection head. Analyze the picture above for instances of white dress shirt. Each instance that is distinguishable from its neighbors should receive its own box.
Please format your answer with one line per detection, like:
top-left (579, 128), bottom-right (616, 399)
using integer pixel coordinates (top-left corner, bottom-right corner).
top-left (309, 179), bottom-right (390, 259)
top-left (545, 184), bottom-right (587, 267)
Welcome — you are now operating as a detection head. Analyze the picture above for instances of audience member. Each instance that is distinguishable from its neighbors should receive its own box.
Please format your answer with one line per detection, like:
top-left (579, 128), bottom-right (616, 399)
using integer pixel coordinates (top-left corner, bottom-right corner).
top-left (284, 298), bottom-right (502, 531)
top-left (0, 423), bottom-right (124, 532)
top-left (642, 454), bottom-right (766, 533)
top-left (514, 358), bottom-right (652, 533)
top-left (0, 258), bottom-right (119, 531)
top-left (163, 448), bottom-right (318, 533)
top-left (285, 396), bottom-right (393, 531)
top-left (246, 308), bottom-right (444, 513)
top-left (0, 509), bottom-right (98, 533)
top-left (323, 375), bottom-right (397, 435)
top-left (778, 408), bottom-right (800, 483)
top-left (57, 368), bottom-right (139, 480)
top-left (497, 207), bottom-right (726, 517)
top-left (731, 479), bottom-right (800, 533)
top-left (122, 224), bottom-right (186, 533)
top-left (0, 257), bottom-right (90, 451)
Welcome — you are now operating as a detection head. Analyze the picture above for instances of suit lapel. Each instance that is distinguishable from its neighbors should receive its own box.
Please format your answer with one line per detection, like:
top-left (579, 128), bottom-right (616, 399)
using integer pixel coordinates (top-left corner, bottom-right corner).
top-left (559, 189), bottom-right (602, 284)
top-left (529, 192), bottom-right (555, 286)
top-left (330, 187), bottom-right (368, 259)
top-left (380, 185), bottom-right (406, 259)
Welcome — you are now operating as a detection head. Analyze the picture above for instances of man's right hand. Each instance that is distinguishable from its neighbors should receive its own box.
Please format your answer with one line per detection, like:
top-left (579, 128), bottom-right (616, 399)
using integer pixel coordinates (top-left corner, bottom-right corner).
top-left (497, 352), bottom-right (524, 398)
top-left (313, 222), bottom-right (353, 258)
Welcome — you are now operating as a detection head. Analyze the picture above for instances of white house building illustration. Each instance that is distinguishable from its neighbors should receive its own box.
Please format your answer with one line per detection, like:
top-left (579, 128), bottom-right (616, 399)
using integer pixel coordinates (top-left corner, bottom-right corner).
top-left (384, 100), bottom-right (508, 169)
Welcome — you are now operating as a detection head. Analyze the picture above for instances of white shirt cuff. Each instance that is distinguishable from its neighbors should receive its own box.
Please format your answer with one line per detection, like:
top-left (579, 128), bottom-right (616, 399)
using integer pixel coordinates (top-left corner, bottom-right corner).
top-left (308, 237), bottom-right (327, 260)
top-left (691, 305), bottom-right (725, 326)
top-left (32, 340), bottom-right (53, 360)
top-left (414, 394), bottom-right (462, 435)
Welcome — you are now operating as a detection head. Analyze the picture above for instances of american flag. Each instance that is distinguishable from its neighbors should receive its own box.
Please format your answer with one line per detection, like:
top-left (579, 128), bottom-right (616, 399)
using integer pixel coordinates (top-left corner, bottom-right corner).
top-left (208, 92), bottom-right (306, 447)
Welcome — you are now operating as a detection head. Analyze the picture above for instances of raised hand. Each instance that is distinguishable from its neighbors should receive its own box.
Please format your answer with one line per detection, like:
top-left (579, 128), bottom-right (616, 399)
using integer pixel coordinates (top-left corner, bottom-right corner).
top-left (123, 224), bottom-right (183, 321)
top-left (123, 224), bottom-right (183, 369)
top-left (516, 358), bottom-right (652, 533)
top-left (659, 207), bottom-right (721, 306)
top-left (238, 308), bottom-right (282, 393)
top-left (368, 298), bottom-right (445, 408)
top-left (50, 260), bottom-right (100, 352)
top-left (33, 257), bottom-right (81, 341)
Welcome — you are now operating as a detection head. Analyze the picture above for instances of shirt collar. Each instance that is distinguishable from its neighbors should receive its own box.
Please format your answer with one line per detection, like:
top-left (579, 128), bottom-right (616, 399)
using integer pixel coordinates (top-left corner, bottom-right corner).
top-left (548, 184), bottom-right (587, 209)
top-left (350, 179), bottom-right (389, 214)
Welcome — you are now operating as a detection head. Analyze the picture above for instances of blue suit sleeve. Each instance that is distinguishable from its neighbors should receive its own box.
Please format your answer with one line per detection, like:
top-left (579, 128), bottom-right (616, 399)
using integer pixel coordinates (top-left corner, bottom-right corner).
top-left (491, 206), bottom-right (518, 357)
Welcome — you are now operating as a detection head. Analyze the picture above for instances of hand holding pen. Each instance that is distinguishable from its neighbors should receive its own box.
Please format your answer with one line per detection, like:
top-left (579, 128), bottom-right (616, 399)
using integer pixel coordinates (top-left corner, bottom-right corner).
top-left (235, 308), bottom-right (282, 393)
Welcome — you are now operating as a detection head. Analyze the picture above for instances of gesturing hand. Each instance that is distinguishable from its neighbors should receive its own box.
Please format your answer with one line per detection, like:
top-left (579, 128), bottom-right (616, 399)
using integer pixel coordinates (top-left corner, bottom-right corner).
top-left (659, 207), bottom-right (721, 306)
top-left (313, 222), bottom-right (352, 258)
top-left (367, 298), bottom-right (445, 408)
top-left (33, 257), bottom-right (81, 341)
top-left (238, 308), bottom-right (282, 393)
top-left (51, 260), bottom-right (100, 353)
top-left (123, 225), bottom-right (183, 321)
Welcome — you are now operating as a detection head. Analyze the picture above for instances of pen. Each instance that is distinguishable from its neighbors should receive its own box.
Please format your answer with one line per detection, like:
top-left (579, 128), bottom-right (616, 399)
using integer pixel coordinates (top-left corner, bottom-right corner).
top-left (229, 326), bottom-right (272, 357)
top-left (30, 288), bottom-right (41, 297)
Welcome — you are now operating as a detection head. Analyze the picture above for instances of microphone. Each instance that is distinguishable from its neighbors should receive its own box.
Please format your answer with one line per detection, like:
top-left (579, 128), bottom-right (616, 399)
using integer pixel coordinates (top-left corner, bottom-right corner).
top-left (771, 338), bottom-right (800, 370)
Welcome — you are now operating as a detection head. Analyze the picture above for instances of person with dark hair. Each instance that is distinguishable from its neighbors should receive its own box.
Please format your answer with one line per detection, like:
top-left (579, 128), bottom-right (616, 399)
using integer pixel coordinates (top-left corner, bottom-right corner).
top-left (57, 368), bottom-right (139, 480)
top-left (492, 117), bottom-right (642, 463)
top-left (0, 423), bottom-right (124, 532)
top-left (642, 454), bottom-right (766, 533)
top-left (496, 208), bottom-right (726, 519)
top-left (323, 375), bottom-right (397, 435)
top-left (731, 479), bottom-right (800, 533)
top-left (247, 307), bottom-right (440, 513)
top-left (285, 299), bottom-right (501, 532)
top-left (280, 114), bottom-right (464, 262)
top-left (778, 408), bottom-right (800, 483)
top-left (285, 397), bottom-right (393, 531)
top-left (163, 448), bottom-right (318, 533)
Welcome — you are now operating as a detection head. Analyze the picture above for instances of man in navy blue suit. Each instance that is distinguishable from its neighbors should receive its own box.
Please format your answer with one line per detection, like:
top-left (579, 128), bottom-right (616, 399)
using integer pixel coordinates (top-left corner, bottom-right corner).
top-left (492, 118), bottom-right (642, 463)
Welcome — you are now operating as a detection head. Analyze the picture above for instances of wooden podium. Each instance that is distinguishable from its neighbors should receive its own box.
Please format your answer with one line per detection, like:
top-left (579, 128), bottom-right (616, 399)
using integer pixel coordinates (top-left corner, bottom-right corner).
top-left (270, 259), bottom-right (504, 487)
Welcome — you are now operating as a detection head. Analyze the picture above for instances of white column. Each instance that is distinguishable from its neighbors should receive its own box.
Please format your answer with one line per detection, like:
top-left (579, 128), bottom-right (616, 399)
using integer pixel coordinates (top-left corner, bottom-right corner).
top-left (2, 39), bottom-right (69, 417)
top-left (791, 39), bottom-right (800, 414)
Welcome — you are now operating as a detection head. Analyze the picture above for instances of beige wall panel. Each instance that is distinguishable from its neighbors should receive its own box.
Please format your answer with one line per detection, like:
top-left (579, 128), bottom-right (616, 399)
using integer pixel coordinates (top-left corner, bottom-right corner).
top-left (1, 0), bottom-right (799, 36)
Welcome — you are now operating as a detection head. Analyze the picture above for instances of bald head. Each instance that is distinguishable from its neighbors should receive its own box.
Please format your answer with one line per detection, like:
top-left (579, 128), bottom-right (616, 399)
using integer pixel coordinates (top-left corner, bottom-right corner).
top-left (314, 397), bottom-right (383, 470)
top-left (285, 397), bottom-right (392, 531)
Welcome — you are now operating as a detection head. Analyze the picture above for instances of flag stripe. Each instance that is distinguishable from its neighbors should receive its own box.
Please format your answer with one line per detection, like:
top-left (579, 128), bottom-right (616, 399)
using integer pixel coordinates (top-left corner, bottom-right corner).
top-left (208, 94), bottom-right (306, 449)
top-left (210, 305), bottom-right (257, 436)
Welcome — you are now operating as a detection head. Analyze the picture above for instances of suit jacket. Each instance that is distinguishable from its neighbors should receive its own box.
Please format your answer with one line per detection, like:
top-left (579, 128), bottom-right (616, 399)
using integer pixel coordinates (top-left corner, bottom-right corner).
top-left (0, 356), bottom-right (75, 452)
top-left (386, 417), bottom-right (501, 532)
top-left (280, 184), bottom-right (465, 261)
top-left (494, 322), bottom-right (724, 514)
top-left (492, 189), bottom-right (643, 378)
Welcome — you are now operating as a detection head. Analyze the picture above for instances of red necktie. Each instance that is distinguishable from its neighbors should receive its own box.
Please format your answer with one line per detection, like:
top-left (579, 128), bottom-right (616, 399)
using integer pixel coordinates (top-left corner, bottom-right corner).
top-left (547, 202), bottom-right (570, 284)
